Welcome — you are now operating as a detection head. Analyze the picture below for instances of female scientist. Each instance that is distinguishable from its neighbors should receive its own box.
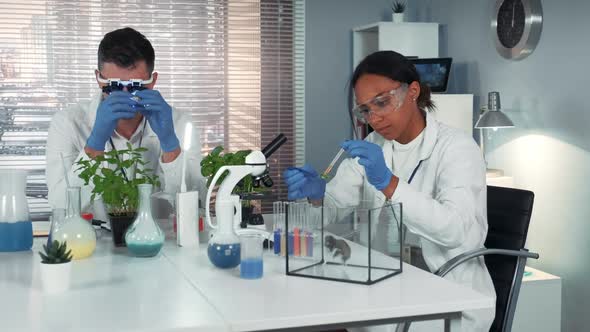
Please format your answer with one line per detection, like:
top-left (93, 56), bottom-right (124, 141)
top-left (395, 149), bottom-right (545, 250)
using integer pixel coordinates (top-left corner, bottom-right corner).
top-left (283, 50), bottom-right (495, 331)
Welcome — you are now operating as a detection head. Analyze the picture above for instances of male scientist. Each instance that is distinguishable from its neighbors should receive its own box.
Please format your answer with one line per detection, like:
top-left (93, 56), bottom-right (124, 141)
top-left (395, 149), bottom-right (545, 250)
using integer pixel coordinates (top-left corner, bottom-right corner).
top-left (46, 27), bottom-right (203, 220)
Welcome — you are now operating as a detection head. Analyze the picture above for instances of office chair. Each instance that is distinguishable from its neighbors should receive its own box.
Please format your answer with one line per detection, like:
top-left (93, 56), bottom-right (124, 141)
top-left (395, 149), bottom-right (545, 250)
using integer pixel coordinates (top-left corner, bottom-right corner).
top-left (396, 185), bottom-right (539, 332)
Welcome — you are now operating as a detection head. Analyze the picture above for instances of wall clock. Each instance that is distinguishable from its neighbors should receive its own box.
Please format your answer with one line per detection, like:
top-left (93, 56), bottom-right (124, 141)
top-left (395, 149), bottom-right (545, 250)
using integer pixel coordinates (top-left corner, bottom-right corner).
top-left (491, 0), bottom-right (543, 60)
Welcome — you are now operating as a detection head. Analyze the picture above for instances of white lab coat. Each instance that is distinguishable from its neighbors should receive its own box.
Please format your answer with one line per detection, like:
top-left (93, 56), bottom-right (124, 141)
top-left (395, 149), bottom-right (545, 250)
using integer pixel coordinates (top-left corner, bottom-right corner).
top-left (46, 92), bottom-right (205, 220)
top-left (326, 112), bottom-right (495, 332)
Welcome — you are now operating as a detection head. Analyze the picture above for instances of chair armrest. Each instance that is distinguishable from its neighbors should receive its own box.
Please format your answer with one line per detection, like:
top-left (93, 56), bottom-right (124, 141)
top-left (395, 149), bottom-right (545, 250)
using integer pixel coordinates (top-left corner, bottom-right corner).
top-left (435, 248), bottom-right (539, 277)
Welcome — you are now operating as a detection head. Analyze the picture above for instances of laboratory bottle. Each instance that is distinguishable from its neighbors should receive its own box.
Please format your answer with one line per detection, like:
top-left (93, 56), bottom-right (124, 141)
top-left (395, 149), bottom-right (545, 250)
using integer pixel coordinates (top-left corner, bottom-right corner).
top-left (0, 170), bottom-right (32, 252)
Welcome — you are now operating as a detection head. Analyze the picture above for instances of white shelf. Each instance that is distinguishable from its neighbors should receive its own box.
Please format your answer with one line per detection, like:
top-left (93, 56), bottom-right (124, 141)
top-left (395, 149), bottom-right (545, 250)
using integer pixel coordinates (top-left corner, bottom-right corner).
top-left (352, 22), bottom-right (439, 69)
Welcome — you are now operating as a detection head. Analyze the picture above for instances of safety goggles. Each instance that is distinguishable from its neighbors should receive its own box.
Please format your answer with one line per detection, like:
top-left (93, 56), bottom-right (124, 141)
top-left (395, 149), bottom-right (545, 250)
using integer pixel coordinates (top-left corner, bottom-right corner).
top-left (352, 83), bottom-right (408, 124)
top-left (96, 72), bottom-right (154, 94)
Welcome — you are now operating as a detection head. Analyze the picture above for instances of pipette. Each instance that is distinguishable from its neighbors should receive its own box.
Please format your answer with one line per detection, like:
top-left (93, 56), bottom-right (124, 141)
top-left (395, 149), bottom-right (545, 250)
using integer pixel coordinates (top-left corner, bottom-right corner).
top-left (321, 148), bottom-right (345, 179)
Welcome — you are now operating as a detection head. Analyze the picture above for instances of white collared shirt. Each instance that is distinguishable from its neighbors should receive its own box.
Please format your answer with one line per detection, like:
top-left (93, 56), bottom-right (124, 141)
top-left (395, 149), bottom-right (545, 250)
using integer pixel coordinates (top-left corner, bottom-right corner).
top-left (46, 91), bottom-right (205, 221)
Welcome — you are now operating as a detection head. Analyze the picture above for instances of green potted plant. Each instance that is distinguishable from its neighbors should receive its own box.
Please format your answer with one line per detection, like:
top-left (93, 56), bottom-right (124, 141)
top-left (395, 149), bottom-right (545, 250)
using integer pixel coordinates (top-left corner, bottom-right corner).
top-left (39, 240), bottom-right (73, 293)
top-left (75, 144), bottom-right (160, 247)
top-left (200, 146), bottom-right (266, 228)
top-left (391, 0), bottom-right (406, 23)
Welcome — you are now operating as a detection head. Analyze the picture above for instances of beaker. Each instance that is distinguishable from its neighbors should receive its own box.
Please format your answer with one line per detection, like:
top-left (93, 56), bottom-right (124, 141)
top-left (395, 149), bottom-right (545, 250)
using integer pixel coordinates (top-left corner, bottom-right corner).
top-left (0, 169), bottom-right (32, 252)
top-left (125, 184), bottom-right (165, 257)
top-left (240, 234), bottom-right (264, 279)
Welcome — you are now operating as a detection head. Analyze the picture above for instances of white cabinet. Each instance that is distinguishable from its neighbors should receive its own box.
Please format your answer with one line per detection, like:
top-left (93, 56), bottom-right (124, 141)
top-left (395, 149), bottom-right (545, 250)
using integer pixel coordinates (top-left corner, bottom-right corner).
top-left (352, 22), bottom-right (439, 68)
top-left (513, 267), bottom-right (562, 332)
top-left (431, 94), bottom-right (474, 137)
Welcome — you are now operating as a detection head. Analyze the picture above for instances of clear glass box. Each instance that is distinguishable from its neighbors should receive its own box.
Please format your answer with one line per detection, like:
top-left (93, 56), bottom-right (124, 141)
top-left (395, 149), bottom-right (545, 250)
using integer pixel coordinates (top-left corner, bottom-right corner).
top-left (272, 201), bottom-right (403, 285)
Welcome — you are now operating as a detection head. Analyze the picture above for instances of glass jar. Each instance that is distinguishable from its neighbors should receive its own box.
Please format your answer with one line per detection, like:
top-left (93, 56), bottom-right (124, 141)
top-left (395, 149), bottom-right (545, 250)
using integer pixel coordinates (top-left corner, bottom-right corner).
top-left (0, 169), bottom-right (32, 252)
top-left (53, 187), bottom-right (97, 259)
top-left (125, 184), bottom-right (164, 257)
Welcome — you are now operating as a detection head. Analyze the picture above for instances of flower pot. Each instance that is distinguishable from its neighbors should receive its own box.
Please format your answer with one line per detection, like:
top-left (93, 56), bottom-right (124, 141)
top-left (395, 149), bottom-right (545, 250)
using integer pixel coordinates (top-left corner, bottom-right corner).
top-left (40, 261), bottom-right (71, 293)
top-left (108, 212), bottom-right (137, 247)
top-left (392, 12), bottom-right (405, 23)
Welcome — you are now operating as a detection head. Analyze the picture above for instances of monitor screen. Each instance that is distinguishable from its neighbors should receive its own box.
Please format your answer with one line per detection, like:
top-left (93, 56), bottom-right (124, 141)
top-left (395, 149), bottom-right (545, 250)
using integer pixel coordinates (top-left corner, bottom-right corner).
top-left (410, 58), bottom-right (452, 93)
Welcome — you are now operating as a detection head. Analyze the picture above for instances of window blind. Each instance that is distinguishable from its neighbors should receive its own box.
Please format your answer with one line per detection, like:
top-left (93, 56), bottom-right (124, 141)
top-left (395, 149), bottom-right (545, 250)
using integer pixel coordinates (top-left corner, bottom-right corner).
top-left (0, 0), bottom-right (305, 220)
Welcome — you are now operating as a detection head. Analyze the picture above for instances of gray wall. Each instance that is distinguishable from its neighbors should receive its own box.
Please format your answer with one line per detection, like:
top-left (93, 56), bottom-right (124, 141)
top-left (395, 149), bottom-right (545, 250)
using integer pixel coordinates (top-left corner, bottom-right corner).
top-left (307, 0), bottom-right (589, 330)
top-left (305, 0), bottom-right (391, 170)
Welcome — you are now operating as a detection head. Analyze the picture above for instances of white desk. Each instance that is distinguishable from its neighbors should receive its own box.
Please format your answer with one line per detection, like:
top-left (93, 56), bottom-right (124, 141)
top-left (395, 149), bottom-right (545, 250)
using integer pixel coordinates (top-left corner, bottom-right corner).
top-left (164, 244), bottom-right (493, 332)
top-left (1, 234), bottom-right (494, 332)
top-left (0, 236), bottom-right (228, 332)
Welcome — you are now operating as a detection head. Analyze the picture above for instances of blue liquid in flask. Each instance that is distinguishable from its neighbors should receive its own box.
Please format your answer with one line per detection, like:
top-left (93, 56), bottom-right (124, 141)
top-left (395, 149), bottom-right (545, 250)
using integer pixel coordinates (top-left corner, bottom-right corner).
top-left (0, 221), bottom-right (33, 252)
top-left (207, 243), bottom-right (241, 268)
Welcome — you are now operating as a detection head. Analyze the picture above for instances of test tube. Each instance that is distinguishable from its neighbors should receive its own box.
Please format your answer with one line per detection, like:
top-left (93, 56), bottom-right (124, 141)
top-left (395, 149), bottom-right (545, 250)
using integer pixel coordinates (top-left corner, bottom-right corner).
top-left (307, 203), bottom-right (316, 257)
top-left (287, 202), bottom-right (295, 256)
top-left (272, 202), bottom-right (282, 255)
top-left (293, 202), bottom-right (301, 256)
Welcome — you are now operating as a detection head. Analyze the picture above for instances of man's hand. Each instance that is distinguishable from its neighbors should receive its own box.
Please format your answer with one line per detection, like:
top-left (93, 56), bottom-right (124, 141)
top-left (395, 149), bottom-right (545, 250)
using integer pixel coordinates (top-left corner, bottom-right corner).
top-left (134, 90), bottom-right (180, 152)
top-left (86, 91), bottom-right (137, 151)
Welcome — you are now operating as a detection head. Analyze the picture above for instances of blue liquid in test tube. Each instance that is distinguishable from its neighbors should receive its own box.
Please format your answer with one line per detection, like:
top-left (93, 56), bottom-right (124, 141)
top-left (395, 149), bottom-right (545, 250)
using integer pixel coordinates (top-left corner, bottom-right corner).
top-left (273, 229), bottom-right (281, 255)
top-left (288, 231), bottom-right (294, 256)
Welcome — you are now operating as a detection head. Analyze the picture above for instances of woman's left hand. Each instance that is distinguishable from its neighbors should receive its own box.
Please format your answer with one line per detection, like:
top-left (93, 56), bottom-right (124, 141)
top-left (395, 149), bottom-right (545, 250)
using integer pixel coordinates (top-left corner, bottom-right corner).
top-left (341, 140), bottom-right (393, 190)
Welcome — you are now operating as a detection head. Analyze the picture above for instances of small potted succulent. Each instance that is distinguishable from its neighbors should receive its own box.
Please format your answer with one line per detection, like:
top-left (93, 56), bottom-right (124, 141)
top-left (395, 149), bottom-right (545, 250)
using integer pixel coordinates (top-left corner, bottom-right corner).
top-left (39, 240), bottom-right (73, 293)
top-left (76, 144), bottom-right (160, 247)
top-left (391, 0), bottom-right (406, 23)
top-left (201, 146), bottom-right (267, 228)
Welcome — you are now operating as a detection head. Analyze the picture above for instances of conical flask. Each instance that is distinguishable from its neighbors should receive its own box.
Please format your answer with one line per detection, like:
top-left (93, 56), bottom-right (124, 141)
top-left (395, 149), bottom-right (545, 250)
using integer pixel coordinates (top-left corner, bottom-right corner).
top-left (125, 184), bottom-right (164, 257)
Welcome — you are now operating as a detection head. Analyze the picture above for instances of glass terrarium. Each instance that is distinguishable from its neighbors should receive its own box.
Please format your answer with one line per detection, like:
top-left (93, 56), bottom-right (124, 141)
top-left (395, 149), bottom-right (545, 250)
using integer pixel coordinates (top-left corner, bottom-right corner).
top-left (272, 200), bottom-right (403, 285)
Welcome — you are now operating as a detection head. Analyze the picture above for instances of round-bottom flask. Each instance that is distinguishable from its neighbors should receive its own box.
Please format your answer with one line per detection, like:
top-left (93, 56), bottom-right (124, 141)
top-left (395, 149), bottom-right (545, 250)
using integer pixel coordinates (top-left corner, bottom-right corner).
top-left (53, 187), bottom-right (96, 260)
top-left (207, 200), bottom-right (241, 268)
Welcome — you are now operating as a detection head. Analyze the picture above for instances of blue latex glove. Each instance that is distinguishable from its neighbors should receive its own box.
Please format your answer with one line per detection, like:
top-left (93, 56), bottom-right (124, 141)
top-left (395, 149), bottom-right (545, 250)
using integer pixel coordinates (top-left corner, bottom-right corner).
top-left (86, 91), bottom-right (138, 151)
top-left (341, 140), bottom-right (393, 191)
top-left (133, 89), bottom-right (180, 152)
top-left (283, 164), bottom-right (326, 201)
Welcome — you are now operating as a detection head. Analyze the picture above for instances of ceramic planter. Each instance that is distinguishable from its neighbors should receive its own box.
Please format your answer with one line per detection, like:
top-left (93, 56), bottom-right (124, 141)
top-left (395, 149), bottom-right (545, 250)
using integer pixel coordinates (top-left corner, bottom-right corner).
top-left (40, 261), bottom-right (71, 293)
top-left (392, 13), bottom-right (405, 23)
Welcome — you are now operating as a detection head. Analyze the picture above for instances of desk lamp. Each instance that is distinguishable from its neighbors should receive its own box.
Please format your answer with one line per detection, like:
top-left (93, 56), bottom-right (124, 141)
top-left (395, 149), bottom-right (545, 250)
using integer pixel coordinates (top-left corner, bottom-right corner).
top-left (475, 91), bottom-right (514, 177)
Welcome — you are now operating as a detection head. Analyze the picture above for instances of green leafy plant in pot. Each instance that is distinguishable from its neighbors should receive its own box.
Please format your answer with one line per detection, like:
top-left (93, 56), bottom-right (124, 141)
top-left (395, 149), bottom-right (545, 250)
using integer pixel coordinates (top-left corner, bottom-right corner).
top-left (76, 143), bottom-right (160, 247)
top-left (201, 146), bottom-right (267, 228)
